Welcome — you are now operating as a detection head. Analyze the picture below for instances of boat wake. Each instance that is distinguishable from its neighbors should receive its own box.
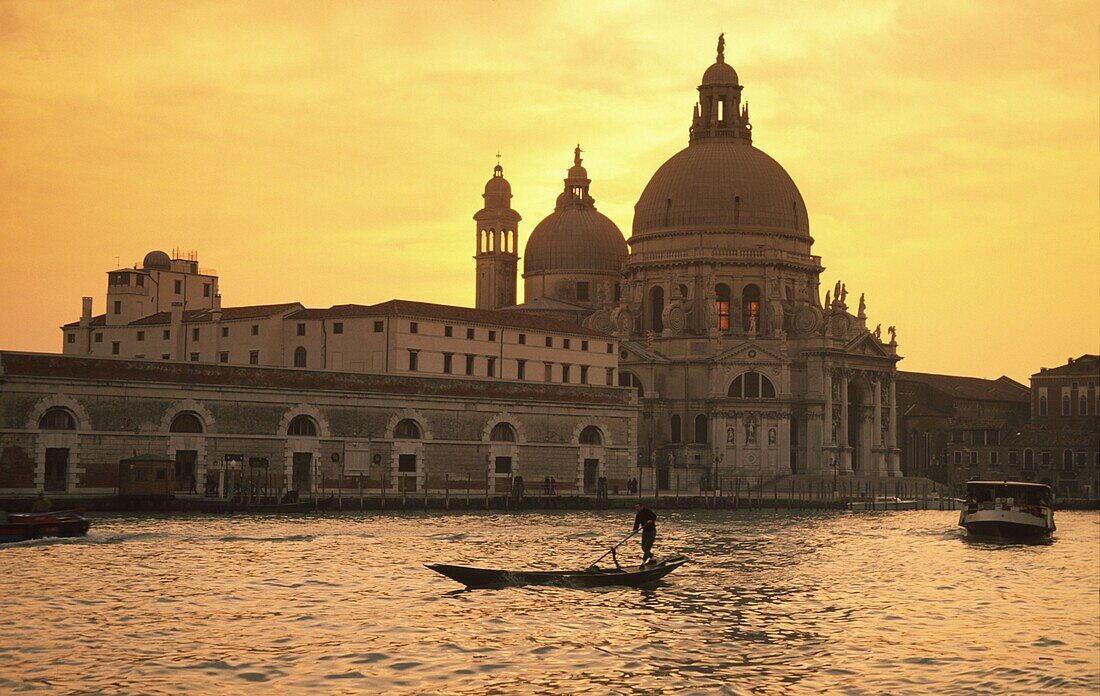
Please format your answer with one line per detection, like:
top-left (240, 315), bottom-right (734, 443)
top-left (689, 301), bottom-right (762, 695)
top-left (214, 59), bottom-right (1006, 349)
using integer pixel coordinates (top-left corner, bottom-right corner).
top-left (218, 534), bottom-right (316, 543)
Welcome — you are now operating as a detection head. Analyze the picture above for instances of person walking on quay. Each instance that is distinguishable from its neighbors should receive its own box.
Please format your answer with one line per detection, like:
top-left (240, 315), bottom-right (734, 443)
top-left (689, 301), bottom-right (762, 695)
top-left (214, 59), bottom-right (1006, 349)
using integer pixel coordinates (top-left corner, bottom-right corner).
top-left (633, 502), bottom-right (657, 567)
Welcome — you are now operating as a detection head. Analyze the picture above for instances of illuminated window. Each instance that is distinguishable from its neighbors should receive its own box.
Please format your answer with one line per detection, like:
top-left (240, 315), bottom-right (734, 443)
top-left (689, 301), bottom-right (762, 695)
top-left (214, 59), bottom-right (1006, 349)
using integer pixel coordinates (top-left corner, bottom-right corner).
top-left (716, 284), bottom-right (731, 331)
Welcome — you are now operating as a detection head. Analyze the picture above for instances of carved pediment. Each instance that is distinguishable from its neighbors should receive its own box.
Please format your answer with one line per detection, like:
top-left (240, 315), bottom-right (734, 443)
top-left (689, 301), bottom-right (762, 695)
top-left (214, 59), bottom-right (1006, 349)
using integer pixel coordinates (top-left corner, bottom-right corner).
top-left (713, 340), bottom-right (786, 366)
top-left (618, 341), bottom-right (671, 364)
top-left (844, 334), bottom-right (889, 358)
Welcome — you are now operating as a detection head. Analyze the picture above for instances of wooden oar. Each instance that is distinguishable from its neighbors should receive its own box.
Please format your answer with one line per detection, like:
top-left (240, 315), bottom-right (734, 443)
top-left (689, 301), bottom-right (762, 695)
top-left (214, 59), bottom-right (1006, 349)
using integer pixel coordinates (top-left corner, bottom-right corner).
top-left (586, 528), bottom-right (640, 570)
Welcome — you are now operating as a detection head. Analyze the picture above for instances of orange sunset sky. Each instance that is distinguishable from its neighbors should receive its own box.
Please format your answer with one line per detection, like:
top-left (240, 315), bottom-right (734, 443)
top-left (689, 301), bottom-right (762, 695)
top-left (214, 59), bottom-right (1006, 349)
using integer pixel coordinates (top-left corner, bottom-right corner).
top-left (1, 1), bottom-right (1097, 382)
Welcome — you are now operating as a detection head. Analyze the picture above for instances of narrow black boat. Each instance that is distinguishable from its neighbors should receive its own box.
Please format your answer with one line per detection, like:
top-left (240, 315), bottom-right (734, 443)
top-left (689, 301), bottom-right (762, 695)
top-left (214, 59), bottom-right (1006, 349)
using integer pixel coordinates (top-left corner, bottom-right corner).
top-left (426, 556), bottom-right (689, 588)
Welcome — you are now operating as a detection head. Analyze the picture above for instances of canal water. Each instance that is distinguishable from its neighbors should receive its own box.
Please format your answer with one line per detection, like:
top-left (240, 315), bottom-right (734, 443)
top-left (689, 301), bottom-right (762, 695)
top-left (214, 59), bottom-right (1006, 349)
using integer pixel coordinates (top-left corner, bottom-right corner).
top-left (2, 510), bottom-right (1097, 694)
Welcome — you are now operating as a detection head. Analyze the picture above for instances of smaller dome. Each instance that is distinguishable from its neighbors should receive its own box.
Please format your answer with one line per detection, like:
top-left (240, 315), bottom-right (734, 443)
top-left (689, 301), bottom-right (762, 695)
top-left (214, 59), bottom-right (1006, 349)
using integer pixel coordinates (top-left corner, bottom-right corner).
top-left (143, 250), bottom-right (171, 270)
top-left (525, 209), bottom-right (627, 274)
top-left (702, 60), bottom-right (738, 85)
top-left (567, 164), bottom-right (588, 180)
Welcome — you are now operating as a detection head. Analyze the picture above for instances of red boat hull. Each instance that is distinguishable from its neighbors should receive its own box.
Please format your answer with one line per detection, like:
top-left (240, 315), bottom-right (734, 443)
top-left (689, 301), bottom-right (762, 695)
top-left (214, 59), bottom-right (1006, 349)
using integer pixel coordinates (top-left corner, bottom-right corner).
top-left (0, 510), bottom-right (91, 543)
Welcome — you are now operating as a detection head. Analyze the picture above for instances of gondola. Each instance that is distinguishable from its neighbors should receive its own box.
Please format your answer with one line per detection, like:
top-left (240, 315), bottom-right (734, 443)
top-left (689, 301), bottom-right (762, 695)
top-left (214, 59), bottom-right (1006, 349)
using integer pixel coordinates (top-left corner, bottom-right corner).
top-left (426, 556), bottom-right (689, 588)
top-left (0, 509), bottom-right (91, 543)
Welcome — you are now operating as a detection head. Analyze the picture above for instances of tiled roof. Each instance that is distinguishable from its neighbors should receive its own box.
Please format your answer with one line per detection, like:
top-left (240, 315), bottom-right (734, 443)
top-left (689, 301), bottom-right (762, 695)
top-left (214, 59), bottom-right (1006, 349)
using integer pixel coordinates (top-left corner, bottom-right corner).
top-left (1032, 355), bottom-right (1099, 379)
top-left (128, 303), bottom-right (302, 326)
top-left (897, 371), bottom-right (1029, 403)
top-left (287, 299), bottom-right (612, 337)
top-left (0, 352), bottom-right (635, 407)
top-left (61, 314), bottom-right (107, 329)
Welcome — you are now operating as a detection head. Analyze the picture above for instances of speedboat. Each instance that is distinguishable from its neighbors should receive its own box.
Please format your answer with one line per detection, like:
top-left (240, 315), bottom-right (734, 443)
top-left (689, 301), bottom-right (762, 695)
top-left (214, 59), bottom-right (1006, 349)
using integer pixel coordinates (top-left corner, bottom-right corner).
top-left (426, 556), bottom-right (689, 588)
top-left (846, 496), bottom-right (918, 511)
top-left (0, 509), bottom-right (91, 543)
top-left (958, 481), bottom-right (1055, 539)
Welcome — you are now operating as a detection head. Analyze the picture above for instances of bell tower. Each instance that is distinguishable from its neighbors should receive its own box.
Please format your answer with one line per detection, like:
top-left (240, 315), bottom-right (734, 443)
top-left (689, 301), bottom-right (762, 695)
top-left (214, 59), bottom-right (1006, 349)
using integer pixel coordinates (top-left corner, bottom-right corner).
top-left (474, 158), bottom-right (521, 310)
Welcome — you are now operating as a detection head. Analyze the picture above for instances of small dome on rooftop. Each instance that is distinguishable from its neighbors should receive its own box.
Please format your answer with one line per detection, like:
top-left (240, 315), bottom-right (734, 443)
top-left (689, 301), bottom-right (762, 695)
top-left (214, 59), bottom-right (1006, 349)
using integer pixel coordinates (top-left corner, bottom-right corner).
top-left (142, 250), bottom-right (171, 270)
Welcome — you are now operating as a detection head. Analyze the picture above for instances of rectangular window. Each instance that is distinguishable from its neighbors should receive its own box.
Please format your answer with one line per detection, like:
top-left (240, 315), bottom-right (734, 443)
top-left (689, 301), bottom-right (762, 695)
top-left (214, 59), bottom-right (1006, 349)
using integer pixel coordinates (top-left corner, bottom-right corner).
top-left (94, 333), bottom-right (103, 343)
top-left (219, 351), bottom-right (229, 363)
top-left (518, 333), bottom-right (526, 345)
top-left (517, 359), bottom-right (526, 380)
top-left (563, 338), bottom-right (571, 349)
top-left (111, 341), bottom-right (120, 355)
top-left (249, 350), bottom-right (259, 365)
top-left (1041, 451), bottom-right (1051, 467)
top-left (163, 329), bottom-right (171, 340)
top-left (466, 328), bottom-right (475, 340)
top-left (577, 281), bottom-right (589, 301)
top-left (494, 456), bottom-right (512, 475)
top-left (1008, 450), bottom-right (1018, 466)
top-left (373, 320), bottom-right (384, 332)
top-left (990, 451), bottom-right (999, 466)
top-left (136, 275), bottom-right (144, 287)
top-left (487, 357), bottom-right (496, 377)
top-left (445, 325), bottom-right (453, 337)
top-left (333, 322), bottom-right (343, 334)
top-left (443, 353), bottom-right (453, 374)
top-left (581, 340), bottom-right (589, 351)
top-left (174, 279), bottom-right (182, 294)
top-left (607, 343), bottom-right (614, 353)
top-left (488, 330), bottom-right (496, 341)
top-left (221, 326), bottom-right (229, 338)
top-left (297, 323), bottom-right (306, 336)
top-left (251, 324), bottom-right (259, 336)
top-left (562, 364), bottom-right (571, 383)
top-left (465, 355), bottom-right (475, 375)
top-left (580, 365), bottom-right (588, 384)
top-left (66, 333), bottom-right (75, 344)
top-left (968, 451), bottom-right (977, 465)
top-left (606, 367), bottom-right (614, 385)
top-left (409, 322), bottom-right (418, 334)
top-left (545, 337), bottom-right (553, 348)
top-left (408, 350), bottom-right (418, 371)
top-left (113, 300), bottom-right (121, 315)
top-left (161, 354), bottom-right (170, 360)
top-left (192, 327), bottom-right (200, 341)
top-left (203, 283), bottom-right (211, 298)
top-left (544, 363), bottom-right (553, 381)
top-left (189, 352), bottom-right (199, 362)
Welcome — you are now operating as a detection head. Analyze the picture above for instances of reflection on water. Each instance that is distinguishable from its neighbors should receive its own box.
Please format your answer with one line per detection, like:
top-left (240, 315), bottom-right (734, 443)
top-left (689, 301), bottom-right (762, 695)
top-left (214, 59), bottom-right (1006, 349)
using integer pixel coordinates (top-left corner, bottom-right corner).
top-left (1, 510), bottom-right (1097, 694)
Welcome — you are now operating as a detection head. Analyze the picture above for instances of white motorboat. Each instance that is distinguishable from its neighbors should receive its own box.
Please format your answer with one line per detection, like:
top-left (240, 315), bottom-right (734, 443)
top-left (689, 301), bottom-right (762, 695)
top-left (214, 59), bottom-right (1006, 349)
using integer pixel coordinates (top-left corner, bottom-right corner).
top-left (846, 496), bottom-right (918, 511)
top-left (958, 481), bottom-right (1055, 539)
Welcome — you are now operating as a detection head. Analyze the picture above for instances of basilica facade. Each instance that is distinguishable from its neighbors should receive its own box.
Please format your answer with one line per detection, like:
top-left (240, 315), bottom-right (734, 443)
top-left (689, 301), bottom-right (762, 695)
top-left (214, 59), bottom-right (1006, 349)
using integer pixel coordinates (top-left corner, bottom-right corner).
top-left (479, 37), bottom-right (902, 483)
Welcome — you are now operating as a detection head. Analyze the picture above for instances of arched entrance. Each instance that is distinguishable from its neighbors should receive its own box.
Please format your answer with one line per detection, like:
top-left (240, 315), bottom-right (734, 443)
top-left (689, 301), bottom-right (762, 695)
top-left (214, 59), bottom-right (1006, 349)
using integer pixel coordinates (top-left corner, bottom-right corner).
top-left (847, 379), bottom-right (870, 473)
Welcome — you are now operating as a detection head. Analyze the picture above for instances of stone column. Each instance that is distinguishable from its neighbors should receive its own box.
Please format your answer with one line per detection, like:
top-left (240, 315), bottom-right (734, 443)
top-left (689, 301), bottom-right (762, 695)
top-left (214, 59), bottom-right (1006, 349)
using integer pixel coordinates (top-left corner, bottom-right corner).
top-left (873, 375), bottom-right (884, 475)
top-left (779, 412), bottom-right (791, 475)
top-left (888, 379), bottom-right (901, 476)
top-left (806, 406), bottom-right (824, 474)
top-left (839, 374), bottom-right (852, 473)
top-left (823, 368), bottom-right (833, 442)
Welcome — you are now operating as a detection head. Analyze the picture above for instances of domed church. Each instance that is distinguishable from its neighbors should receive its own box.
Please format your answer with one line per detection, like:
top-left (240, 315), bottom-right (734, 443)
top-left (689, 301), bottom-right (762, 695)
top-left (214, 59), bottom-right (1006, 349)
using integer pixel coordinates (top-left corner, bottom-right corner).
top-left (475, 35), bottom-right (902, 483)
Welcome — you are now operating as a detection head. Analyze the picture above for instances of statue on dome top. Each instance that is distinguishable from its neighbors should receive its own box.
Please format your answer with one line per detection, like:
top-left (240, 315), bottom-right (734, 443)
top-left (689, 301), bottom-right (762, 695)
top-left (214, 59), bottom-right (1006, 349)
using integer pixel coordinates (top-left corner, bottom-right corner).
top-left (717, 33), bottom-right (725, 62)
top-left (574, 144), bottom-right (583, 167)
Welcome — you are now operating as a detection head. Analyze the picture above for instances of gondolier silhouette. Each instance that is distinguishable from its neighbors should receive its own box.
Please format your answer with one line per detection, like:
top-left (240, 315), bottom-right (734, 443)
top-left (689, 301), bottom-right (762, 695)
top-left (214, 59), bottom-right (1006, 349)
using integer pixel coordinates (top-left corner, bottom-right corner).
top-left (633, 502), bottom-right (657, 567)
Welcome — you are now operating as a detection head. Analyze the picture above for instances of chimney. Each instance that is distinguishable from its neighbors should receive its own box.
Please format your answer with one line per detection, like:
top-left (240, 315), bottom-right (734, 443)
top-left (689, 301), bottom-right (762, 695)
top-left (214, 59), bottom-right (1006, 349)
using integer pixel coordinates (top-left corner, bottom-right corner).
top-left (213, 293), bottom-right (222, 311)
top-left (80, 297), bottom-right (93, 325)
top-left (171, 301), bottom-right (184, 326)
top-left (211, 294), bottom-right (222, 322)
top-left (1067, 357), bottom-right (1074, 365)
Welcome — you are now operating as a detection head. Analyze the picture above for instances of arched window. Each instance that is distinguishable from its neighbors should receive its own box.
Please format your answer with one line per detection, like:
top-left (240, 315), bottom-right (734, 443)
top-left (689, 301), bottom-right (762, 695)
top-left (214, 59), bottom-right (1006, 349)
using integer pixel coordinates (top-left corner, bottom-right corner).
top-left (1062, 449), bottom-right (1073, 471)
top-left (715, 284), bottom-right (731, 331)
top-left (1062, 395), bottom-right (1070, 416)
top-left (742, 284), bottom-right (761, 331)
top-left (650, 286), bottom-right (664, 333)
top-left (579, 426), bottom-right (603, 445)
top-left (170, 412), bottom-right (204, 434)
top-left (728, 371), bottom-right (777, 399)
top-left (294, 346), bottom-right (307, 368)
top-left (394, 419), bottom-right (422, 439)
top-left (38, 408), bottom-right (76, 430)
top-left (694, 414), bottom-right (708, 443)
top-left (618, 371), bottom-right (645, 398)
top-left (1023, 449), bottom-right (1034, 468)
top-left (670, 414), bottom-right (681, 443)
top-left (490, 422), bottom-right (517, 442)
top-left (287, 415), bottom-right (318, 437)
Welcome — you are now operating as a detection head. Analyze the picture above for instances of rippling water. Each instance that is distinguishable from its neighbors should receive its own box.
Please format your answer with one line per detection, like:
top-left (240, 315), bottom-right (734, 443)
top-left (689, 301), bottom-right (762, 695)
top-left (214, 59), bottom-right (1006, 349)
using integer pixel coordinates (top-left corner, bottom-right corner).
top-left (2, 509), bottom-right (1097, 694)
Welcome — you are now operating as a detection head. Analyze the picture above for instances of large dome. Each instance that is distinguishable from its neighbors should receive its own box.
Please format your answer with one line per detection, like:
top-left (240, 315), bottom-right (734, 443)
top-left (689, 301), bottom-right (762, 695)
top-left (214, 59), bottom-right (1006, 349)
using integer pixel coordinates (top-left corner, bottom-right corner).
top-left (525, 208), bottom-right (627, 273)
top-left (632, 140), bottom-right (808, 238)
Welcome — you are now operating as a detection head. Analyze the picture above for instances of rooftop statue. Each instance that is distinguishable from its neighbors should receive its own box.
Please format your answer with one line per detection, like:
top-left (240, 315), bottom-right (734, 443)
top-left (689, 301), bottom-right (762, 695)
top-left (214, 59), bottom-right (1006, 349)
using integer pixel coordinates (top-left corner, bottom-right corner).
top-left (574, 144), bottom-right (583, 167)
top-left (717, 32), bottom-right (725, 62)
